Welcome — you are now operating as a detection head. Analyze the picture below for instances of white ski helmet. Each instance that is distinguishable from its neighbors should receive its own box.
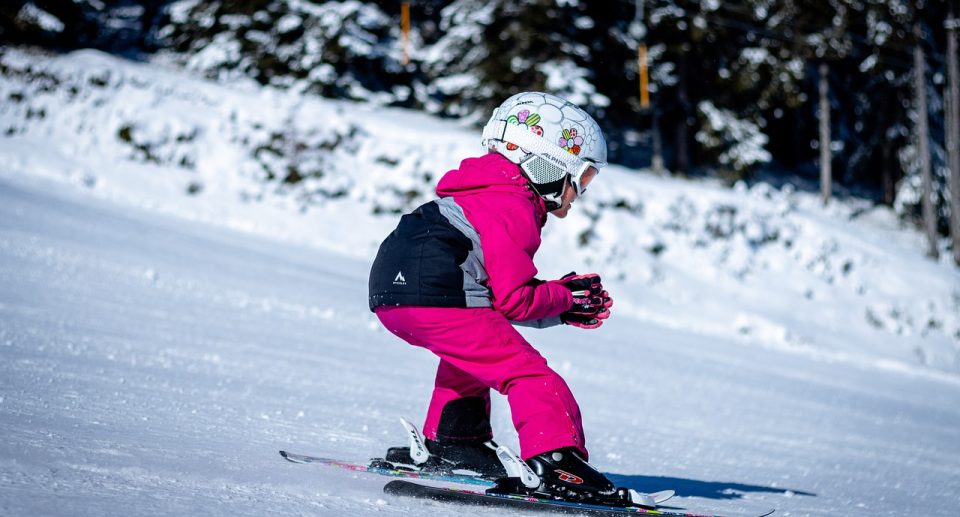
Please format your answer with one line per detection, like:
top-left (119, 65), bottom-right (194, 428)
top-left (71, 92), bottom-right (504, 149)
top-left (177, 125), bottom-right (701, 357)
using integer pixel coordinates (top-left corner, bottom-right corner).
top-left (481, 92), bottom-right (607, 210)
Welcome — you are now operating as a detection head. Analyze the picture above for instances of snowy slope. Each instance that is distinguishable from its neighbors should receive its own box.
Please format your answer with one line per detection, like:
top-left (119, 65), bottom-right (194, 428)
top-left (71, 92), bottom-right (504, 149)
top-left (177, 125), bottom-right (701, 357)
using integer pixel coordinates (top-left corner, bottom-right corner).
top-left (2, 162), bottom-right (959, 517)
top-left (2, 47), bottom-right (958, 378)
top-left (1, 48), bottom-right (960, 517)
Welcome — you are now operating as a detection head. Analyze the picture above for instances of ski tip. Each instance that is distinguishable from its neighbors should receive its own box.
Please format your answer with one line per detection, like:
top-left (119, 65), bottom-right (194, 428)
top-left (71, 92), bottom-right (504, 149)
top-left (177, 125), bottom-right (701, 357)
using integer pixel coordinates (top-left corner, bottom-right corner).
top-left (278, 450), bottom-right (312, 464)
top-left (758, 510), bottom-right (776, 517)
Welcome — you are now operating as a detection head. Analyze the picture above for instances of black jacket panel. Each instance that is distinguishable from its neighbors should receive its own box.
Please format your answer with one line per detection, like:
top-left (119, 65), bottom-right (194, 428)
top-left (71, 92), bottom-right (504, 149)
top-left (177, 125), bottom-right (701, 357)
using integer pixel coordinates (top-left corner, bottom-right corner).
top-left (369, 201), bottom-right (473, 310)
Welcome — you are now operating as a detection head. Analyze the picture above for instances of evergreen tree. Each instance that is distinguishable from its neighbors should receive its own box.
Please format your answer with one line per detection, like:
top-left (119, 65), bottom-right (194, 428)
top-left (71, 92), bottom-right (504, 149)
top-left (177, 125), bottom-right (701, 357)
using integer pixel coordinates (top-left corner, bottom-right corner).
top-left (421, 0), bottom-right (605, 125)
top-left (156, 0), bottom-right (411, 101)
top-left (1, 0), bottom-right (167, 53)
top-left (4, 0), bottom-right (958, 239)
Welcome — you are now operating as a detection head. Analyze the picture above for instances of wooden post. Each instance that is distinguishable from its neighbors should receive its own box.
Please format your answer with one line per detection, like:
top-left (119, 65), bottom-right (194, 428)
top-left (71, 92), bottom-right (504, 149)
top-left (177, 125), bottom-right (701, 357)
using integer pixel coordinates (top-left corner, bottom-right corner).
top-left (634, 0), bottom-right (659, 171)
top-left (639, 43), bottom-right (649, 109)
top-left (819, 62), bottom-right (832, 206)
top-left (401, 2), bottom-right (410, 66)
top-left (914, 21), bottom-right (940, 259)
top-left (946, 14), bottom-right (960, 266)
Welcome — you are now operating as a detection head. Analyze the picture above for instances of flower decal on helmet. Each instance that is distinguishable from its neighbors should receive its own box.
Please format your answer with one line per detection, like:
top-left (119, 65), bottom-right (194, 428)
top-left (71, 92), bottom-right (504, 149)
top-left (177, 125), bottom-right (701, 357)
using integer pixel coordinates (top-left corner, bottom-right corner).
top-left (559, 128), bottom-right (584, 155)
top-left (480, 91), bottom-right (608, 210)
top-left (505, 110), bottom-right (544, 151)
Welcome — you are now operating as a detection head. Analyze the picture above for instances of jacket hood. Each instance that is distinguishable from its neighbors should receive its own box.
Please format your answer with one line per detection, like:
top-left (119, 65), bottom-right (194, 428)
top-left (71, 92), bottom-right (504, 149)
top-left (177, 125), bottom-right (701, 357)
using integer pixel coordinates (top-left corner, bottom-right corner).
top-left (436, 153), bottom-right (547, 221)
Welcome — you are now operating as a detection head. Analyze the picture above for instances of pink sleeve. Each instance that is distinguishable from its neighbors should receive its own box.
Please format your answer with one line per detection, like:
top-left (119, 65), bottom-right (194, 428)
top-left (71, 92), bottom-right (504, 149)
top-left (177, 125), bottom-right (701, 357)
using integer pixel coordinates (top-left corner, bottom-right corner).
top-left (478, 206), bottom-right (572, 322)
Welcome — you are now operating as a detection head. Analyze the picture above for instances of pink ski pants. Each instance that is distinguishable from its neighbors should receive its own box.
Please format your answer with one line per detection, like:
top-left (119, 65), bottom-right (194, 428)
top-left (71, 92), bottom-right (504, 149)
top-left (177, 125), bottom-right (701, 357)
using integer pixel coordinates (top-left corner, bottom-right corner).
top-left (375, 305), bottom-right (587, 460)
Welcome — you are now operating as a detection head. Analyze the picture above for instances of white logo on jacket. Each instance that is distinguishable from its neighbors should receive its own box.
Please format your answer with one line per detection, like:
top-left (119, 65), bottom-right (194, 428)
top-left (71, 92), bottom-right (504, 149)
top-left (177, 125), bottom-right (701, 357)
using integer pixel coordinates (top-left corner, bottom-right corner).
top-left (393, 271), bottom-right (407, 285)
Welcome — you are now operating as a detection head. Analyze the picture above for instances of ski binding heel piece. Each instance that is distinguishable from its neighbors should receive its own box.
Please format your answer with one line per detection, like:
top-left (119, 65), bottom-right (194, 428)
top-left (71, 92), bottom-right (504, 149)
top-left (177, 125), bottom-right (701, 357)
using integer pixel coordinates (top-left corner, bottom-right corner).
top-left (399, 417), bottom-right (429, 466)
top-left (495, 445), bottom-right (540, 489)
top-left (625, 488), bottom-right (675, 507)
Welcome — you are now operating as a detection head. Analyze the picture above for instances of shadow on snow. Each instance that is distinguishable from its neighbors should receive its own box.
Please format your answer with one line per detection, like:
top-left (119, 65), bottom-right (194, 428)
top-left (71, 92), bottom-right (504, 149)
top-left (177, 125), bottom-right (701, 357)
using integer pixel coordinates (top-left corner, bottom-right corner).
top-left (606, 472), bottom-right (816, 501)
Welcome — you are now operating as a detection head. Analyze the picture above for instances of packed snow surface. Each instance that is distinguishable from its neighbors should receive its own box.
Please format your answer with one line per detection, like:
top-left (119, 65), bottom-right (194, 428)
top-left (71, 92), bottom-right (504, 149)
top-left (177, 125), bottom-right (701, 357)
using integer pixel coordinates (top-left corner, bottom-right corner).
top-left (1, 48), bottom-right (959, 516)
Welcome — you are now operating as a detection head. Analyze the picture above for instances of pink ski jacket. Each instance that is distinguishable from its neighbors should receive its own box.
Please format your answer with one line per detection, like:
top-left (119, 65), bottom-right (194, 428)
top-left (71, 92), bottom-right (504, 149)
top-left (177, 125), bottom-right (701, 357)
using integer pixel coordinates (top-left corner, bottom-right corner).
top-left (368, 153), bottom-right (572, 325)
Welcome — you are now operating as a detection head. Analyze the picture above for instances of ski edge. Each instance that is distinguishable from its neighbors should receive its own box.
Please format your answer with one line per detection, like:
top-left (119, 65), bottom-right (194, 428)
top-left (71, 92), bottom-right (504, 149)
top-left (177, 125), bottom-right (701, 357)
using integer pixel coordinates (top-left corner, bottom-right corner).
top-left (384, 480), bottom-right (775, 517)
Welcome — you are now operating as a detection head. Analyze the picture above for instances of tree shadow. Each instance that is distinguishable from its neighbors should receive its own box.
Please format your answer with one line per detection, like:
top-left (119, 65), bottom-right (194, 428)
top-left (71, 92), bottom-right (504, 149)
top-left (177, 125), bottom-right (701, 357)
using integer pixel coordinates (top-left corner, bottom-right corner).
top-left (606, 472), bottom-right (816, 501)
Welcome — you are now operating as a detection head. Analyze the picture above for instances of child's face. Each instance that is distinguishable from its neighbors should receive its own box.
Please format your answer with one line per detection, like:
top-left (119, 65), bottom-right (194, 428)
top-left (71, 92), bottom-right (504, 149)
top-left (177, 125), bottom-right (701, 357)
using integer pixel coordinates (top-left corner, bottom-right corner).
top-left (550, 167), bottom-right (598, 219)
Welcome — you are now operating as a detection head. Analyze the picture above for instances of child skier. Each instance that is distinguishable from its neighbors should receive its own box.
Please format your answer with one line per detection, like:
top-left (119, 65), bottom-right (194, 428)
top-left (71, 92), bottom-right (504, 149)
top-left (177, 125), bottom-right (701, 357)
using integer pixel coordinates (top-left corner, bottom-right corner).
top-left (369, 92), bottom-right (618, 501)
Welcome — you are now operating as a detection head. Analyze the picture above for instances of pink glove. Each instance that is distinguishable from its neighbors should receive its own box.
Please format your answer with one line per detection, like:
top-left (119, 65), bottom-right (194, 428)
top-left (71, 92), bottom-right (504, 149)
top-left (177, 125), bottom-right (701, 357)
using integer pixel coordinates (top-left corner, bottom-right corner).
top-left (556, 272), bottom-right (613, 329)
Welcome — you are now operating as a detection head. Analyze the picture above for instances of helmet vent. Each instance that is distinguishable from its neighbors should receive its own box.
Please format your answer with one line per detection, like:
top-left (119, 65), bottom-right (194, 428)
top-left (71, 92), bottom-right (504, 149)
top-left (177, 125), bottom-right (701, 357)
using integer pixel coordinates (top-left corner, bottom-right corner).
top-left (522, 155), bottom-right (566, 184)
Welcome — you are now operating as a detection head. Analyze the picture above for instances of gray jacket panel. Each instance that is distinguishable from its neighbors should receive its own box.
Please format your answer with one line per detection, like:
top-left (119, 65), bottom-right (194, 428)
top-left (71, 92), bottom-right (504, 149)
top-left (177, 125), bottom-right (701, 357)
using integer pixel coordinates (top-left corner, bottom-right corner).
top-left (435, 197), bottom-right (492, 308)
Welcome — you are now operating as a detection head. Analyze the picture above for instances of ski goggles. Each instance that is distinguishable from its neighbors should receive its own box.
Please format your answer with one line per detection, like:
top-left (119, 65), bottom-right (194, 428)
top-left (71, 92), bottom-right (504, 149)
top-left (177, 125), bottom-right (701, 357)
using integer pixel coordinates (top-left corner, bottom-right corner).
top-left (569, 162), bottom-right (600, 197)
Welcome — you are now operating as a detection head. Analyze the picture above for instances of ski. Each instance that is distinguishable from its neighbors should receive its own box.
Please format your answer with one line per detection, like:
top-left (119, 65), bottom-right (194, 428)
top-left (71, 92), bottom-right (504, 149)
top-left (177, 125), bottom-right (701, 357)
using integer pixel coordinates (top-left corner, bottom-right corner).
top-left (384, 480), bottom-right (776, 517)
top-left (278, 450), bottom-right (494, 486)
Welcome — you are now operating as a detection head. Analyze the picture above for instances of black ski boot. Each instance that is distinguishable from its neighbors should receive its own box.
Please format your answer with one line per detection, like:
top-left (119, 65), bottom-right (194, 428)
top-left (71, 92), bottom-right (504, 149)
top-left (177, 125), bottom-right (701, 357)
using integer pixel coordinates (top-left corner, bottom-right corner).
top-left (422, 438), bottom-right (507, 478)
top-left (378, 439), bottom-right (507, 478)
top-left (377, 397), bottom-right (507, 479)
top-left (379, 446), bottom-right (420, 471)
top-left (524, 447), bottom-right (624, 504)
top-left (424, 396), bottom-right (507, 478)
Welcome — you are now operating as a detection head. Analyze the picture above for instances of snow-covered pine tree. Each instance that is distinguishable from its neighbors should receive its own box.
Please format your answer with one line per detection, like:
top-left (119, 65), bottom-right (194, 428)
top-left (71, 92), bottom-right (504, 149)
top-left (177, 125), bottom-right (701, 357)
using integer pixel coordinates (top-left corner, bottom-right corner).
top-left (156, 0), bottom-right (412, 102)
top-left (418, 0), bottom-right (498, 118)
top-left (0, 0), bottom-right (166, 53)
top-left (421, 0), bottom-right (605, 125)
top-left (885, 1), bottom-right (954, 249)
top-left (642, 0), bottom-right (781, 177)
